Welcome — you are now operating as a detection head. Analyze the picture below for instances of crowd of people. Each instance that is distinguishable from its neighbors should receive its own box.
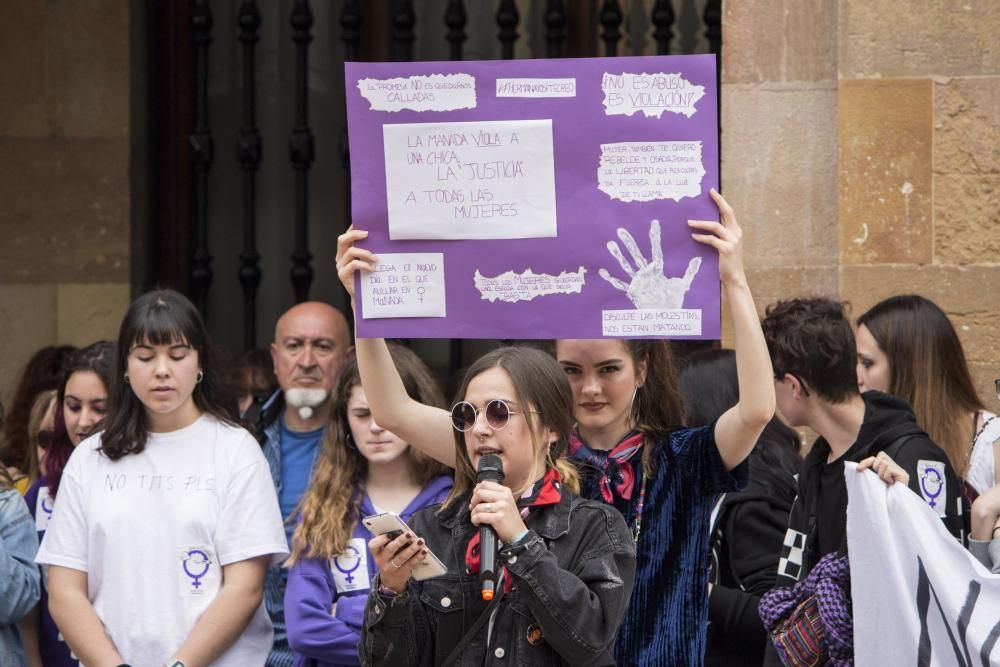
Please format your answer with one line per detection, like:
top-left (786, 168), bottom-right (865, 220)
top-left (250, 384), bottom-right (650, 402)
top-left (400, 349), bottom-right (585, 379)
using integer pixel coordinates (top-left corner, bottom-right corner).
top-left (0, 190), bottom-right (997, 666)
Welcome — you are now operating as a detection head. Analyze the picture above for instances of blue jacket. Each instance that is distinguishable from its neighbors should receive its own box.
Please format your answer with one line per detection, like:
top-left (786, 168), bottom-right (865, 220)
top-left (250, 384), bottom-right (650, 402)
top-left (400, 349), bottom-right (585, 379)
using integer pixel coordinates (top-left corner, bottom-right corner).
top-left (1, 487), bottom-right (41, 667)
top-left (286, 475), bottom-right (453, 667)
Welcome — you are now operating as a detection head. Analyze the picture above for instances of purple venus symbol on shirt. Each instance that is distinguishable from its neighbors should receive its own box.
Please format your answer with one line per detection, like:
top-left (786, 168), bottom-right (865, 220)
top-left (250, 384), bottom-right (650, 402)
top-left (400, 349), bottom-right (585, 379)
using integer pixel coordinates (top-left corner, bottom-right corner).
top-left (334, 544), bottom-right (363, 584)
top-left (40, 496), bottom-right (53, 518)
top-left (182, 548), bottom-right (211, 589)
top-left (920, 467), bottom-right (943, 508)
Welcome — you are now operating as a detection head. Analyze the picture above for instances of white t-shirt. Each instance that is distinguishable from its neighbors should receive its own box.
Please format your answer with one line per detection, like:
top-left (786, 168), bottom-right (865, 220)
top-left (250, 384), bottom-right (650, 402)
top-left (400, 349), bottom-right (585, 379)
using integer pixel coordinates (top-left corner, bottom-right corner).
top-left (967, 410), bottom-right (1000, 494)
top-left (37, 414), bottom-right (289, 666)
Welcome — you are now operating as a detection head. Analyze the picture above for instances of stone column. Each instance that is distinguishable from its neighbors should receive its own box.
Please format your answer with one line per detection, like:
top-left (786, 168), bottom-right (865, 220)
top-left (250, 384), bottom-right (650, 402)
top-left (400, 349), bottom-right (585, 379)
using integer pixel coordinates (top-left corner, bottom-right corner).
top-left (720, 1), bottom-right (841, 339)
top-left (837, 0), bottom-right (1000, 400)
top-left (0, 1), bottom-right (132, 405)
top-left (721, 0), bottom-right (1000, 401)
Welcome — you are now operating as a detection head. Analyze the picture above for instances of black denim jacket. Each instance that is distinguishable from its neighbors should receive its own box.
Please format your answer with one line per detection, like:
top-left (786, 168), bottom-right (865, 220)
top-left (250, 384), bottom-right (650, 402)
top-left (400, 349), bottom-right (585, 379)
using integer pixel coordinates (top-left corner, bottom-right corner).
top-left (359, 485), bottom-right (636, 666)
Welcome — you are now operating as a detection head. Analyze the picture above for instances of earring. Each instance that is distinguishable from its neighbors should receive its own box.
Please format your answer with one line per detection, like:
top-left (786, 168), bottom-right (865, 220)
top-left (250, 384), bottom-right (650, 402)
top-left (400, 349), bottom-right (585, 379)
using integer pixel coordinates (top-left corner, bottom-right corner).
top-left (346, 433), bottom-right (358, 450)
top-left (630, 387), bottom-right (641, 429)
top-left (123, 372), bottom-right (130, 384)
top-left (196, 370), bottom-right (204, 384)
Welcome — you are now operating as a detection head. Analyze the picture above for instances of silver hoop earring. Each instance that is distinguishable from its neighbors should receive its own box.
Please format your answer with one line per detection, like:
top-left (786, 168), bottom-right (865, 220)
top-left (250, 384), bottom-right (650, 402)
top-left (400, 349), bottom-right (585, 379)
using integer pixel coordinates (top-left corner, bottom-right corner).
top-left (196, 370), bottom-right (204, 384)
top-left (630, 387), bottom-right (640, 429)
top-left (123, 372), bottom-right (130, 384)
top-left (346, 433), bottom-right (358, 450)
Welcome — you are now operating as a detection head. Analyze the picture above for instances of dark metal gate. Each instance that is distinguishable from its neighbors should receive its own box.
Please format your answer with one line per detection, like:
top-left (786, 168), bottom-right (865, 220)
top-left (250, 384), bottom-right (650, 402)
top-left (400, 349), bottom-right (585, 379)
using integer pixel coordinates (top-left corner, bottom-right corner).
top-left (142, 0), bottom-right (721, 379)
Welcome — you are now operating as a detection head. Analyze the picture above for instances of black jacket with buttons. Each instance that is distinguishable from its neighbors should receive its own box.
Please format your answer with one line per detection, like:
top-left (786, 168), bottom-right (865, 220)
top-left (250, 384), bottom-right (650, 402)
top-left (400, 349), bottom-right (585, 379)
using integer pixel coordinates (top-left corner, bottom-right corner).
top-left (359, 484), bottom-right (636, 666)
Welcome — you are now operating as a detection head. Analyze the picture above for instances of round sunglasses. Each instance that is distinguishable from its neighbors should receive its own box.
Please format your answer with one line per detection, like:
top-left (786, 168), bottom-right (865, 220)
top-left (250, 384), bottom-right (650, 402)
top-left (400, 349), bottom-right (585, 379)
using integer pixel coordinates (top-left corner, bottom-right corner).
top-left (450, 399), bottom-right (539, 432)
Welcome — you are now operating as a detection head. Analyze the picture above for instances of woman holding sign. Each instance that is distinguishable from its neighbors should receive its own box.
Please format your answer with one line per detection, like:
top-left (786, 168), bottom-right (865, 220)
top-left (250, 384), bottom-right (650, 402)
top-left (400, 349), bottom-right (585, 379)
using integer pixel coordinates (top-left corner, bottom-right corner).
top-left (359, 345), bottom-right (635, 665)
top-left (37, 290), bottom-right (288, 667)
top-left (337, 188), bottom-right (774, 666)
top-left (284, 344), bottom-right (452, 666)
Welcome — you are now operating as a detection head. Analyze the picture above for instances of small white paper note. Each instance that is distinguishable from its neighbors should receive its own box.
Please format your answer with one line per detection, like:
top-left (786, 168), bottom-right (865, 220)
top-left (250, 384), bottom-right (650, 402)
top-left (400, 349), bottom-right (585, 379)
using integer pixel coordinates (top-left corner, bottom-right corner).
top-left (495, 78), bottom-right (576, 98)
top-left (357, 74), bottom-right (477, 113)
top-left (601, 72), bottom-right (705, 118)
top-left (382, 119), bottom-right (557, 240)
top-left (361, 253), bottom-right (446, 319)
top-left (598, 141), bottom-right (705, 202)
top-left (473, 267), bottom-right (587, 303)
top-left (602, 309), bottom-right (702, 337)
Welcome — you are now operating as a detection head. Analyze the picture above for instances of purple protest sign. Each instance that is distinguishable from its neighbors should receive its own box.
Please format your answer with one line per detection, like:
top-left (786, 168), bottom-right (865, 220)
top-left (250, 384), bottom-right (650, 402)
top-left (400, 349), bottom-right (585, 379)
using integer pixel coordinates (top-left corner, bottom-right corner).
top-left (346, 54), bottom-right (719, 339)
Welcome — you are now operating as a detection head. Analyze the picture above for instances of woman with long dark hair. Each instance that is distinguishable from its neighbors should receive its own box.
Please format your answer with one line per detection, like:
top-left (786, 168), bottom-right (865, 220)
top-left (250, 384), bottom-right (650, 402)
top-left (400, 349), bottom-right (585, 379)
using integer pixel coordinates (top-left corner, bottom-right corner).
top-left (284, 345), bottom-right (452, 666)
top-left (22, 341), bottom-right (114, 667)
top-left (337, 189), bottom-right (775, 666)
top-left (1, 345), bottom-right (76, 481)
top-left (856, 294), bottom-right (998, 496)
top-left (677, 348), bottom-right (801, 667)
top-left (37, 290), bottom-right (287, 667)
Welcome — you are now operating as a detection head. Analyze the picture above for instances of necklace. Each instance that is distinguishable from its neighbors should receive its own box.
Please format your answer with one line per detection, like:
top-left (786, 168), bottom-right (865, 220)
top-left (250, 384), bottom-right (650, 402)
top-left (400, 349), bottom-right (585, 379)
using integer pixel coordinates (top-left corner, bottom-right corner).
top-left (631, 473), bottom-right (647, 544)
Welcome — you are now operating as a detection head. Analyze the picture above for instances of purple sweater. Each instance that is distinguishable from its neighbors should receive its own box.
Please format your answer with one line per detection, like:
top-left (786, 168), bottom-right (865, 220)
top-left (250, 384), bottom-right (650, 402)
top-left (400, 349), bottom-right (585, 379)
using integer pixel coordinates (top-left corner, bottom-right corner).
top-left (285, 475), bottom-right (453, 667)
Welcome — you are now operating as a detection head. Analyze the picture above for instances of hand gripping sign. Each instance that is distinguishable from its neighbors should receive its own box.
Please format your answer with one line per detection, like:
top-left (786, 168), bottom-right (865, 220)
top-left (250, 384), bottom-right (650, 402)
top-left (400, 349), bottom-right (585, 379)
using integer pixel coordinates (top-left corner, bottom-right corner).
top-left (346, 54), bottom-right (720, 339)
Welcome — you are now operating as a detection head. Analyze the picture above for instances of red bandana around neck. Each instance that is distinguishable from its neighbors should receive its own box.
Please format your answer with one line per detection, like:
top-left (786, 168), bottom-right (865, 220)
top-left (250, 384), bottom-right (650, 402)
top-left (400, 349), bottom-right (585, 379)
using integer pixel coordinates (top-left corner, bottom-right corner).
top-left (568, 430), bottom-right (644, 503)
top-left (465, 467), bottom-right (563, 591)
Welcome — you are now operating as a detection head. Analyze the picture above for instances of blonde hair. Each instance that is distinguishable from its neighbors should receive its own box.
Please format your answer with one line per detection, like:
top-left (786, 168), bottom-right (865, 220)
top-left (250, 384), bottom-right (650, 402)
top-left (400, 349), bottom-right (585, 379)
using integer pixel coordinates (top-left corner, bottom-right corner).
top-left (286, 345), bottom-right (449, 566)
top-left (443, 347), bottom-right (580, 508)
top-left (24, 389), bottom-right (57, 483)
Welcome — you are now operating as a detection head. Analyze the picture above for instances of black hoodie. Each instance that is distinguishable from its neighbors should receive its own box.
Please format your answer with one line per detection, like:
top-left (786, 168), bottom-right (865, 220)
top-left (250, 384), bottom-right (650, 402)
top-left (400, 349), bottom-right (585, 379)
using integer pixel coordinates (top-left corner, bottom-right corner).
top-left (774, 390), bottom-right (964, 589)
top-left (761, 392), bottom-right (965, 667)
top-left (706, 455), bottom-right (797, 667)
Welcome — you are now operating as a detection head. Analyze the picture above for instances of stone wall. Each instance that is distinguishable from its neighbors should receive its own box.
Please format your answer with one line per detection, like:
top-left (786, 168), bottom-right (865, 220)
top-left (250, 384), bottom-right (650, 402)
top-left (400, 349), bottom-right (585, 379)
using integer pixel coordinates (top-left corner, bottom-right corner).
top-left (0, 2), bottom-right (132, 409)
top-left (0, 0), bottom-right (997, 416)
top-left (723, 0), bottom-right (1000, 408)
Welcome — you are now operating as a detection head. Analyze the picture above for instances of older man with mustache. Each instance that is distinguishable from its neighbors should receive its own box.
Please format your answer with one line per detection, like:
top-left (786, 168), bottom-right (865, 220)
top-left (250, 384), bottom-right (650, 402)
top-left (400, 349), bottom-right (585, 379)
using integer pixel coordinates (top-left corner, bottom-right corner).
top-left (250, 301), bottom-right (352, 667)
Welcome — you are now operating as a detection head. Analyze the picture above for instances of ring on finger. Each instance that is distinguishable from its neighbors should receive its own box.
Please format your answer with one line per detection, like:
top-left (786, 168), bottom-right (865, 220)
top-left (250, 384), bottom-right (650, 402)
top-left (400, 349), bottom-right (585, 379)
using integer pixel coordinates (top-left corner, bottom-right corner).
top-left (484, 503), bottom-right (492, 513)
top-left (390, 559), bottom-right (401, 569)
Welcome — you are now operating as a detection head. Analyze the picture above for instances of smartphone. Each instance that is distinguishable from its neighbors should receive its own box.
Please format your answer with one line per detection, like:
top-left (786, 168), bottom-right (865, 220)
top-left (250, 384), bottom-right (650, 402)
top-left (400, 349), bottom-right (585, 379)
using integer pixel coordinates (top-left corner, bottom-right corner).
top-left (362, 512), bottom-right (448, 580)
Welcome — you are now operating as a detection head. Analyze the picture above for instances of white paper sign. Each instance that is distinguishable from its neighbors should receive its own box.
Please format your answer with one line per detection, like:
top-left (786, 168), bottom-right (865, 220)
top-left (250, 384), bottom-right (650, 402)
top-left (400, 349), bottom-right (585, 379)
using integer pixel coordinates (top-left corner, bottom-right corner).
top-left (329, 537), bottom-right (371, 594)
top-left (602, 309), bottom-right (702, 337)
top-left (35, 485), bottom-right (54, 532)
top-left (602, 72), bottom-right (705, 118)
top-left (495, 78), bottom-right (576, 98)
top-left (598, 141), bottom-right (705, 202)
top-left (358, 74), bottom-right (476, 112)
top-left (178, 545), bottom-right (220, 597)
top-left (474, 267), bottom-right (586, 303)
top-left (361, 253), bottom-right (446, 319)
top-left (382, 119), bottom-right (557, 240)
top-left (847, 463), bottom-right (1000, 666)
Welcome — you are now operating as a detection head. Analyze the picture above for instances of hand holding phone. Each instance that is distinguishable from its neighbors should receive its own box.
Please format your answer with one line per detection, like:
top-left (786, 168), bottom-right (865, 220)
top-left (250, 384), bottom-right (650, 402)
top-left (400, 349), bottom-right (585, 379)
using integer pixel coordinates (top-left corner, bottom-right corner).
top-left (363, 513), bottom-right (448, 587)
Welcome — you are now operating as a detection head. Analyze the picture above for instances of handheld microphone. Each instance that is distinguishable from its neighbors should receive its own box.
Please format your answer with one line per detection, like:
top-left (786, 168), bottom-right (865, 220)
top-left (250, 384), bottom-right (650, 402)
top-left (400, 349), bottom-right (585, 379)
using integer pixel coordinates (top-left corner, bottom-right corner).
top-left (476, 454), bottom-right (505, 601)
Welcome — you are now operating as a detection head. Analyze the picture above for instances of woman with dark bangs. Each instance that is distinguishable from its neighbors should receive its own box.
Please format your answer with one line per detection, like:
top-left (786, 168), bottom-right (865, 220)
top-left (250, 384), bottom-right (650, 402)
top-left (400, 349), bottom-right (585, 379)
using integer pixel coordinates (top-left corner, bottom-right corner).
top-left (37, 290), bottom-right (288, 667)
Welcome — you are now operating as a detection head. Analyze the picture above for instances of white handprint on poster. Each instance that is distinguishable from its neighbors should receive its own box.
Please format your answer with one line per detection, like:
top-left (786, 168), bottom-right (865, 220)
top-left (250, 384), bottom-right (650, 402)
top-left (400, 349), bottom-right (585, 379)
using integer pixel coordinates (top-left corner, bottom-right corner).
top-left (346, 54), bottom-right (720, 340)
top-left (599, 219), bottom-right (703, 336)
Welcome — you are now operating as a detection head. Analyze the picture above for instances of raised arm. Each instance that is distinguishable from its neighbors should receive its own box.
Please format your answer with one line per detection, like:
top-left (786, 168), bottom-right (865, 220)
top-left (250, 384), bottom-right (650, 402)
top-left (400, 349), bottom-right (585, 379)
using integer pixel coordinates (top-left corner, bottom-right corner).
top-left (689, 189), bottom-right (775, 471)
top-left (336, 228), bottom-right (456, 467)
